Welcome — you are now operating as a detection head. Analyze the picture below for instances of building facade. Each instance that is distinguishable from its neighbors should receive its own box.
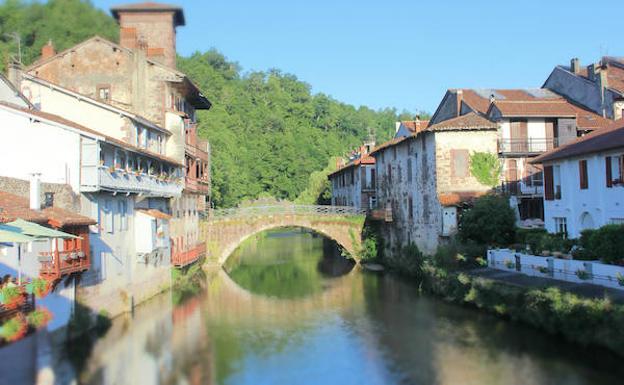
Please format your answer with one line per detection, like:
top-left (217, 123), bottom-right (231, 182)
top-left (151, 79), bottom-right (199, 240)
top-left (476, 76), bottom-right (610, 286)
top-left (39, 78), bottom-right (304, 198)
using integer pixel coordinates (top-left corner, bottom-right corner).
top-left (370, 112), bottom-right (498, 255)
top-left (328, 143), bottom-right (376, 210)
top-left (533, 122), bottom-right (624, 238)
top-left (22, 2), bottom-right (211, 268)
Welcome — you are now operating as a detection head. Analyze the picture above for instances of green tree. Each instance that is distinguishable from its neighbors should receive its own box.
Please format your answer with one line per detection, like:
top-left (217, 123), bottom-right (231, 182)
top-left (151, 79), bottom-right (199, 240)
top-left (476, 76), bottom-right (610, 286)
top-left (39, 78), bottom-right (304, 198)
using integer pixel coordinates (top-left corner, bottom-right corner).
top-left (459, 195), bottom-right (516, 246)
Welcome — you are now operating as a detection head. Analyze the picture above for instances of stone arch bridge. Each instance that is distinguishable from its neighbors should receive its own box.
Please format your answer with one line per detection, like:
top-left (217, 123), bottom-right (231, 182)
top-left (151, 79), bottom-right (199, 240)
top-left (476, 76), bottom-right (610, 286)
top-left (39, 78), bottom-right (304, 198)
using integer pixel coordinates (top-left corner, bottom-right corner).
top-left (201, 205), bottom-right (366, 265)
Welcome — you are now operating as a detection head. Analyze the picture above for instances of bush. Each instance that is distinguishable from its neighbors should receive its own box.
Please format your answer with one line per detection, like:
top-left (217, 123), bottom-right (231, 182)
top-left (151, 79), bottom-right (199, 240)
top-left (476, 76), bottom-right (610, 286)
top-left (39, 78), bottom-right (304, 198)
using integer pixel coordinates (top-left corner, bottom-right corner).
top-left (386, 243), bottom-right (427, 278)
top-left (515, 228), bottom-right (547, 254)
top-left (588, 224), bottom-right (624, 264)
top-left (459, 195), bottom-right (516, 247)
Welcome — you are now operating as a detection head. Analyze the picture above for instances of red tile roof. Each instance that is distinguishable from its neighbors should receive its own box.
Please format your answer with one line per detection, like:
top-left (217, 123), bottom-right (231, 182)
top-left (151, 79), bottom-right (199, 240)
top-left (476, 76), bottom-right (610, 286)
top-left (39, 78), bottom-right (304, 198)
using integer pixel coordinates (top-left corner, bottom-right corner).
top-left (438, 191), bottom-right (488, 207)
top-left (426, 112), bottom-right (497, 131)
top-left (489, 100), bottom-right (577, 117)
top-left (0, 191), bottom-right (96, 227)
top-left (401, 120), bottom-right (430, 134)
top-left (369, 137), bottom-right (409, 156)
top-left (460, 89), bottom-right (561, 114)
top-left (327, 154), bottom-right (375, 177)
top-left (532, 120), bottom-right (624, 164)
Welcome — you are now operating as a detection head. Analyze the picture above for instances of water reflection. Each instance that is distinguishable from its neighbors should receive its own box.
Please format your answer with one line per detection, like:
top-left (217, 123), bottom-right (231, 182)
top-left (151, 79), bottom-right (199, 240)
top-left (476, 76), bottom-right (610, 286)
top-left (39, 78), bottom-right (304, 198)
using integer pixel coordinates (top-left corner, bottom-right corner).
top-left (223, 228), bottom-right (355, 298)
top-left (27, 228), bottom-right (624, 384)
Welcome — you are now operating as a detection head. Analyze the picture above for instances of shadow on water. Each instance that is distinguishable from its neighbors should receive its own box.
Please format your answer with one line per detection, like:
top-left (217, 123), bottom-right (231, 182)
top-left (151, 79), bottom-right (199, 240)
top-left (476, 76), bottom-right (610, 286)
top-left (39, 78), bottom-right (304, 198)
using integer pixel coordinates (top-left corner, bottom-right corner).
top-left (359, 273), bottom-right (624, 385)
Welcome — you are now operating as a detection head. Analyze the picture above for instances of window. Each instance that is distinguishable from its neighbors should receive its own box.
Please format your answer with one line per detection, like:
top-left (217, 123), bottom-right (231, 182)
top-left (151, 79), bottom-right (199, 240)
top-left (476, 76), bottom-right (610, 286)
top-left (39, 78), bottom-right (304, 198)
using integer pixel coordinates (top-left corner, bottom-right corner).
top-left (157, 135), bottom-right (163, 154)
top-left (407, 158), bottom-right (412, 183)
top-left (408, 196), bottom-right (413, 220)
top-left (387, 164), bottom-right (392, 183)
top-left (610, 218), bottom-right (624, 225)
top-left (579, 160), bottom-right (588, 189)
top-left (97, 85), bottom-right (111, 102)
top-left (104, 200), bottom-right (114, 234)
top-left (553, 165), bottom-right (562, 199)
top-left (606, 155), bottom-right (624, 187)
top-left (554, 217), bottom-right (568, 238)
top-left (118, 200), bottom-right (128, 231)
top-left (524, 164), bottom-right (543, 187)
top-left (451, 149), bottom-right (469, 178)
top-left (393, 147), bottom-right (397, 160)
top-left (371, 168), bottom-right (376, 188)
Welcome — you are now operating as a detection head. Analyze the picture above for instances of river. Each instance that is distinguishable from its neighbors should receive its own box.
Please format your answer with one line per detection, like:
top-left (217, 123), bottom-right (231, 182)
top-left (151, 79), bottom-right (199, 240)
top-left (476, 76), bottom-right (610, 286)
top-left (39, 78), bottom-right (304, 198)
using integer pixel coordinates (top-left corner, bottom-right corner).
top-left (26, 228), bottom-right (624, 384)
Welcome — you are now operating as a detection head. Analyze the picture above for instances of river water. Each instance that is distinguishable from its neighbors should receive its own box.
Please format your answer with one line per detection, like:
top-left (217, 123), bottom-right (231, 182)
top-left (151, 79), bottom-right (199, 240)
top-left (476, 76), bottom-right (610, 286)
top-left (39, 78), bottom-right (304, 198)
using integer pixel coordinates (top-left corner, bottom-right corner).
top-left (43, 229), bottom-right (624, 384)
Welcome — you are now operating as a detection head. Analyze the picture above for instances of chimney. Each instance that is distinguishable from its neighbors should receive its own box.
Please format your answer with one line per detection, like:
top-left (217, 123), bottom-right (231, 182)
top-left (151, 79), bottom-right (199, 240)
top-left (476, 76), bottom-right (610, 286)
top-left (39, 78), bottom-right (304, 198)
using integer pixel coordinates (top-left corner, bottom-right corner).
top-left (456, 90), bottom-right (463, 116)
top-left (43, 192), bottom-right (54, 209)
top-left (587, 64), bottom-right (596, 81)
top-left (570, 57), bottom-right (580, 74)
top-left (41, 40), bottom-right (55, 60)
top-left (111, 3), bottom-right (185, 69)
top-left (29, 173), bottom-right (41, 210)
top-left (490, 94), bottom-right (496, 103)
top-left (6, 59), bottom-right (23, 89)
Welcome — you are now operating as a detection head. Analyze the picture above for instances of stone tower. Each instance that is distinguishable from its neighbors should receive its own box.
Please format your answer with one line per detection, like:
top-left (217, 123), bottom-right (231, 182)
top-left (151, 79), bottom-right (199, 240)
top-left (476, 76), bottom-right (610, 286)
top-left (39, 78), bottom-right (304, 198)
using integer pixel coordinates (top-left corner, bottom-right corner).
top-left (111, 2), bottom-right (185, 69)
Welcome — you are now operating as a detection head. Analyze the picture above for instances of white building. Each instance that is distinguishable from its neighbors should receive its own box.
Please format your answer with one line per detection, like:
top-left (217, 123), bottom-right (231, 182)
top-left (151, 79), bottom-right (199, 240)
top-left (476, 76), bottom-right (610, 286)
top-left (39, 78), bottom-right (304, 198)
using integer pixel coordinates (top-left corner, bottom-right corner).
top-left (533, 122), bottom-right (624, 238)
top-left (0, 96), bottom-right (182, 316)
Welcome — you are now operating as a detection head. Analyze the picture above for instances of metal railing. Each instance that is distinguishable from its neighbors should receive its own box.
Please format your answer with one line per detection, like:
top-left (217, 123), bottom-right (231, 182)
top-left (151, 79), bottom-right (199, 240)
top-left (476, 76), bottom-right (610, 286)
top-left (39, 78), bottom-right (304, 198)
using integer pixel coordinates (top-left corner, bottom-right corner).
top-left (498, 138), bottom-right (559, 154)
top-left (207, 205), bottom-right (367, 221)
top-left (86, 166), bottom-right (184, 198)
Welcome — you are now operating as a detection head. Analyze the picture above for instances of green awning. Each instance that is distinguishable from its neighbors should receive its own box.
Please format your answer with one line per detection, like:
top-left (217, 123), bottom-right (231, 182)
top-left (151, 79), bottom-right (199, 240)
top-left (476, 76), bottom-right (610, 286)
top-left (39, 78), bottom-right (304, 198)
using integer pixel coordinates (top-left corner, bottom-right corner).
top-left (0, 224), bottom-right (36, 243)
top-left (4, 219), bottom-right (80, 239)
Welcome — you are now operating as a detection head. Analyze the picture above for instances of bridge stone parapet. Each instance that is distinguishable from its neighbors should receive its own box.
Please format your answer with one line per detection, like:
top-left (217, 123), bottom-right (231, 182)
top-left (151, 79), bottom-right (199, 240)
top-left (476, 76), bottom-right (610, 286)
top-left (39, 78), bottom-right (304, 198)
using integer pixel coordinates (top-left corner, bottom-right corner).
top-left (201, 205), bottom-right (366, 265)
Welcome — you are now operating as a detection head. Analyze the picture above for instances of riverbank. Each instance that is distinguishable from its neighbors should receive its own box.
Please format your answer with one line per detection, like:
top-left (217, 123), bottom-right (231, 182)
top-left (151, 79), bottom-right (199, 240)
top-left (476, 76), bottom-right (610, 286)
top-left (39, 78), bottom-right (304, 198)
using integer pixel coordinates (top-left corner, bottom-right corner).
top-left (381, 253), bottom-right (624, 357)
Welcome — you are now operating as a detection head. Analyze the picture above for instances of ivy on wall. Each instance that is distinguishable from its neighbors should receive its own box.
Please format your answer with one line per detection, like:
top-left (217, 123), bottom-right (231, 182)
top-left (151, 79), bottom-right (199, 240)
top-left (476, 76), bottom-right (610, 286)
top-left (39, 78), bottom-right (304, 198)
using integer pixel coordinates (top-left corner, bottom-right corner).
top-left (469, 152), bottom-right (501, 187)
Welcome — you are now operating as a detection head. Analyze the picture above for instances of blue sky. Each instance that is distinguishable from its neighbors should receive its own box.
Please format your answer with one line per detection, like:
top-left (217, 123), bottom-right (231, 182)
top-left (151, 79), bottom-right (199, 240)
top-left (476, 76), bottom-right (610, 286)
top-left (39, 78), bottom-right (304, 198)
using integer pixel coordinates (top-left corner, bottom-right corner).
top-left (93, 0), bottom-right (623, 113)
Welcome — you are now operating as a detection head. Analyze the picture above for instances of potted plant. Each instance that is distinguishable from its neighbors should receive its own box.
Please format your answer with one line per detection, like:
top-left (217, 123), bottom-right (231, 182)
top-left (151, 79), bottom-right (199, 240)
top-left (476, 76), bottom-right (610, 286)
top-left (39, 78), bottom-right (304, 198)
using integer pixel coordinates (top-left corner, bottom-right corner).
top-left (0, 314), bottom-right (28, 342)
top-left (26, 278), bottom-right (50, 299)
top-left (26, 308), bottom-right (53, 330)
top-left (0, 286), bottom-right (25, 310)
top-left (576, 269), bottom-right (590, 280)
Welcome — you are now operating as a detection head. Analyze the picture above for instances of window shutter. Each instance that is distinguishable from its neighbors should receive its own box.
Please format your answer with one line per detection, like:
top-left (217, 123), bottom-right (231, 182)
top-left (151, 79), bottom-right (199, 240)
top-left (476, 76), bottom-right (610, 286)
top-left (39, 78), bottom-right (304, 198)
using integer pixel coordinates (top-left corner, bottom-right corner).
top-left (579, 160), bottom-right (588, 189)
top-left (544, 165), bottom-right (554, 200)
top-left (606, 156), bottom-right (613, 188)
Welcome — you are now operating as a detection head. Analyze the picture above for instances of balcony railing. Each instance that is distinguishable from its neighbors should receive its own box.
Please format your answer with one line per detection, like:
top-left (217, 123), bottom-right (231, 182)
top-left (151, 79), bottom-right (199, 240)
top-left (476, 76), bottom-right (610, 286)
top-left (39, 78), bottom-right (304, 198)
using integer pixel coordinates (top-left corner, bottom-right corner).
top-left (501, 181), bottom-right (544, 197)
top-left (172, 243), bottom-right (206, 267)
top-left (38, 250), bottom-right (90, 281)
top-left (185, 176), bottom-right (210, 194)
top-left (82, 167), bottom-right (184, 197)
top-left (0, 283), bottom-right (33, 323)
top-left (498, 138), bottom-right (559, 154)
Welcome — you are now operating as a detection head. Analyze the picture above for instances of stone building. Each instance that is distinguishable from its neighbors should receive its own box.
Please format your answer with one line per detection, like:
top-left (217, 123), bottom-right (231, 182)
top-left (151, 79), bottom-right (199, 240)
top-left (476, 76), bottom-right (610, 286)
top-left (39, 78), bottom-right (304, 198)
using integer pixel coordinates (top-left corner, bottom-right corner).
top-left (22, 2), bottom-right (211, 268)
top-left (370, 112), bottom-right (498, 256)
top-left (328, 142), bottom-right (376, 210)
top-left (429, 88), bottom-right (611, 222)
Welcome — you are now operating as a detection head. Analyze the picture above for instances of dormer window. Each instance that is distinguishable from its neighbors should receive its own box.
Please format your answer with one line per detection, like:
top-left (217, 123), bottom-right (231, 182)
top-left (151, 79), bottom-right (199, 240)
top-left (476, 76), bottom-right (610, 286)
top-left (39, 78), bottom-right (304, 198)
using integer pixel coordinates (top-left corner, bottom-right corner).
top-left (97, 85), bottom-right (111, 102)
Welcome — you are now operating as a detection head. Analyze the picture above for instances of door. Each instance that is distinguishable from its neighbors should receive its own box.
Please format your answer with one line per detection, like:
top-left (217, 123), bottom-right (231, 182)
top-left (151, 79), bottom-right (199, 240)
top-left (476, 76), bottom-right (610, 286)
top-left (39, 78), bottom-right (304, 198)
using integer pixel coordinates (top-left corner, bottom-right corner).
top-left (506, 159), bottom-right (518, 195)
top-left (510, 120), bottom-right (528, 152)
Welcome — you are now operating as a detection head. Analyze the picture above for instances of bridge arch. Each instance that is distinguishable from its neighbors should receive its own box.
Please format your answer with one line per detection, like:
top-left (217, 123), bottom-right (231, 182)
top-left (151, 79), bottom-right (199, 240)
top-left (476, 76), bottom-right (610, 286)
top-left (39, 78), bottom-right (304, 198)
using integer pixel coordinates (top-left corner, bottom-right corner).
top-left (202, 205), bottom-right (366, 265)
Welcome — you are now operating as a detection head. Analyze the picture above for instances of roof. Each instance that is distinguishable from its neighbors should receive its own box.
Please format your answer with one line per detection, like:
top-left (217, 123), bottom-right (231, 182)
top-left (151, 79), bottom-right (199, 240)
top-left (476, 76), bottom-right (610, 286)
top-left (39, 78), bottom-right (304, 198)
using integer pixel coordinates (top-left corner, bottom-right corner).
top-left (0, 191), bottom-right (96, 227)
top-left (532, 121), bottom-right (624, 164)
top-left (327, 154), bottom-right (375, 177)
top-left (0, 101), bottom-right (184, 167)
top-left (460, 89), bottom-right (562, 113)
top-left (488, 99), bottom-right (577, 117)
top-left (400, 120), bottom-right (430, 134)
top-left (569, 103), bottom-right (613, 130)
top-left (438, 191), bottom-right (488, 207)
top-left (22, 74), bottom-right (170, 136)
top-left (426, 112), bottom-right (497, 131)
top-left (111, 2), bottom-right (185, 26)
top-left (369, 137), bottom-right (410, 156)
top-left (26, 36), bottom-right (210, 110)
top-left (136, 208), bottom-right (172, 220)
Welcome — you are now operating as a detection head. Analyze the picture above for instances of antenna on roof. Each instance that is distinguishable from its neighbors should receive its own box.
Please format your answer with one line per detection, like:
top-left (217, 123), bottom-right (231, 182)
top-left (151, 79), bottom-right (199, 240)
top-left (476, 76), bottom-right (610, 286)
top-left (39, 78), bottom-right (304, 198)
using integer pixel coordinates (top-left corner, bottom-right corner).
top-left (3, 32), bottom-right (22, 64)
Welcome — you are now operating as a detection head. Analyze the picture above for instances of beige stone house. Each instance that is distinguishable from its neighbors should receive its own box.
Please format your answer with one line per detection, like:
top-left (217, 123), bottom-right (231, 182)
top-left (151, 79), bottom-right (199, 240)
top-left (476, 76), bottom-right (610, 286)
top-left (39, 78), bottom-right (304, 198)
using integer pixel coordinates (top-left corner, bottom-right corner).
top-left (370, 112), bottom-right (498, 255)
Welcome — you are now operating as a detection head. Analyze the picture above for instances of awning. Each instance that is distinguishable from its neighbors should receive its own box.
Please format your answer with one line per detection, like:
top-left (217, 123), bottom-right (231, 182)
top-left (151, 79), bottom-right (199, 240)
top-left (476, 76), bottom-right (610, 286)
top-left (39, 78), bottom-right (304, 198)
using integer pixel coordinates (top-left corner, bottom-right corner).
top-left (0, 224), bottom-right (36, 243)
top-left (4, 219), bottom-right (80, 239)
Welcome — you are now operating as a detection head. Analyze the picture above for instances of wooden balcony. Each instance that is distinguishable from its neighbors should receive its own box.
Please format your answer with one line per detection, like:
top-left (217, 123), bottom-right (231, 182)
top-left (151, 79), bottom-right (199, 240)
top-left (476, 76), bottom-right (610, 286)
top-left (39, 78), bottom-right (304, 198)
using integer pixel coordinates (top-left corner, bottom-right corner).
top-left (38, 249), bottom-right (91, 281)
top-left (368, 206), bottom-right (393, 222)
top-left (172, 243), bottom-right (206, 268)
top-left (185, 176), bottom-right (210, 195)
